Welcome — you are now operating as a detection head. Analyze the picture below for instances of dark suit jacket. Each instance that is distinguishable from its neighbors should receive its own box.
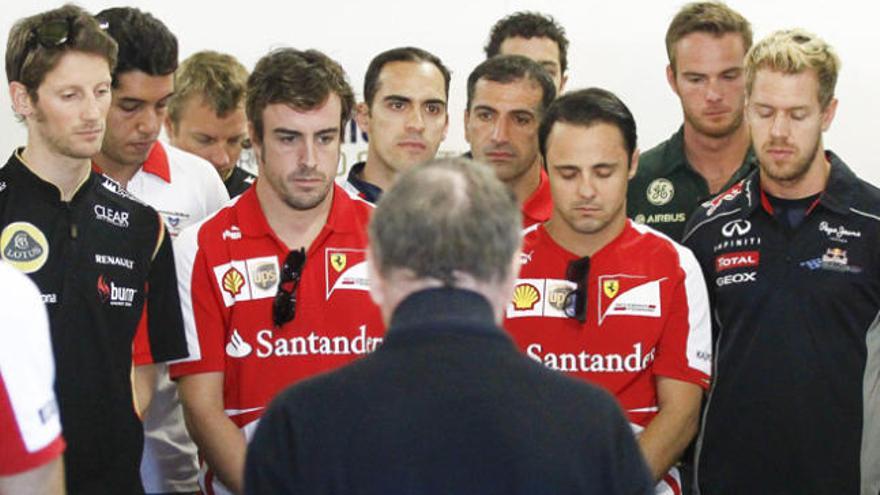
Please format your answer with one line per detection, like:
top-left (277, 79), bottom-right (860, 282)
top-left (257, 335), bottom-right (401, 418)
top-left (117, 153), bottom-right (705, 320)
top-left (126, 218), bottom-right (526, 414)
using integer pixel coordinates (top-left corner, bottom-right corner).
top-left (245, 288), bottom-right (653, 495)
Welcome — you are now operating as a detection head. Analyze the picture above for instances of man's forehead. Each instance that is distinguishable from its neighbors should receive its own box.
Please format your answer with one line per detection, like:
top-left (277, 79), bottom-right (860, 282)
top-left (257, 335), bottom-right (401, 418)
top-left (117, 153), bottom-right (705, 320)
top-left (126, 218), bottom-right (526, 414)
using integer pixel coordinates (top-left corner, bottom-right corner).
top-left (375, 60), bottom-right (446, 97)
top-left (472, 77), bottom-right (543, 108)
top-left (39, 50), bottom-right (111, 89)
top-left (499, 36), bottom-right (561, 66)
top-left (263, 95), bottom-right (341, 127)
top-left (114, 70), bottom-right (174, 99)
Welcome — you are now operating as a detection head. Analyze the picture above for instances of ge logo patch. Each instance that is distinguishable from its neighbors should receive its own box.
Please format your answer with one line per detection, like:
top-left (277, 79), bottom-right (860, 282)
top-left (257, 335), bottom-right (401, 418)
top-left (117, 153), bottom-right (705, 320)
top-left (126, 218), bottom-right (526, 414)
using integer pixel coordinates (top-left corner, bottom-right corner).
top-left (646, 179), bottom-right (674, 206)
top-left (1, 222), bottom-right (49, 273)
top-left (721, 219), bottom-right (751, 238)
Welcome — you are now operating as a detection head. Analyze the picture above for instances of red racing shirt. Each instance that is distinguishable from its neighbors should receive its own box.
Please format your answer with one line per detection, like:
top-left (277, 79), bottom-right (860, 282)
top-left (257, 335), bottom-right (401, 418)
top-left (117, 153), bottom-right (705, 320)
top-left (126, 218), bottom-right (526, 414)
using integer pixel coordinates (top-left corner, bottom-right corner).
top-left (169, 185), bottom-right (384, 455)
top-left (504, 221), bottom-right (712, 428)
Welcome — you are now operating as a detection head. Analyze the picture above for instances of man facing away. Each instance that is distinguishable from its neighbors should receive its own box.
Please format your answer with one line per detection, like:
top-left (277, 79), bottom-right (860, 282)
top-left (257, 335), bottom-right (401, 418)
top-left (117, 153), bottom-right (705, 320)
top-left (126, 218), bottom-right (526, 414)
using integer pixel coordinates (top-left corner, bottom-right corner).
top-left (166, 50), bottom-right (256, 198)
top-left (170, 48), bottom-right (385, 495)
top-left (245, 157), bottom-right (654, 495)
top-left (683, 28), bottom-right (880, 495)
top-left (628, 1), bottom-right (755, 240)
top-left (343, 46), bottom-right (449, 203)
top-left (93, 8), bottom-right (230, 494)
top-left (484, 11), bottom-right (569, 94)
top-left (465, 55), bottom-right (556, 227)
top-left (2, 5), bottom-right (188, 492)
top-left (503, 88), bottom-right (712, 495)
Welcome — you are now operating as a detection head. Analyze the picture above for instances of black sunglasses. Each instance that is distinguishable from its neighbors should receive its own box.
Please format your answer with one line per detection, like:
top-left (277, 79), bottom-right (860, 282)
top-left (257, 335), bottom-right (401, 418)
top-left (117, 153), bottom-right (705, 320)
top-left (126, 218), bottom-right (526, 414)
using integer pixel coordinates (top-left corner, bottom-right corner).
top-left (26, 16), bottom-right (109, 52)
top-left (563, 256), bottom-right (590, 323)
top-left (272, 248), bottom-right (306, 328)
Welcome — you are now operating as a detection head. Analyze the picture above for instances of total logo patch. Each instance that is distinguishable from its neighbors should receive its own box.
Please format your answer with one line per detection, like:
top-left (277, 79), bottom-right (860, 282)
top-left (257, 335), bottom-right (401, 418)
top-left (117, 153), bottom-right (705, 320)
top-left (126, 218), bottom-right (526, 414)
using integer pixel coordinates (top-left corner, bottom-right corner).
top-left (646, 178), bottom-right (675, 206)
top-left (213, 256), bottom-right (280, 306)
top-left (94, 204), bottom-right (130, 228)
top-left (715, 251), bottom-right (760, 272)
top-left (1, 222), bottom-right (49, 273)
top-left (325, 248), bottom-right (369, 299)
top-left (96, 274), bottom-right (138, 307)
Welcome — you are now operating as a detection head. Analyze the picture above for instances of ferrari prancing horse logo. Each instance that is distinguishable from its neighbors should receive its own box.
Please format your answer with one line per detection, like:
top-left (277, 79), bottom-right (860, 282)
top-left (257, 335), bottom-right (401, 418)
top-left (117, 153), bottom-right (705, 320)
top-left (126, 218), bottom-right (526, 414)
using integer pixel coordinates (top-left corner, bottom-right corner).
top-left (603, 279), bottom-right (620, 298)
top-left (331, 253), bottom-right (347, 272)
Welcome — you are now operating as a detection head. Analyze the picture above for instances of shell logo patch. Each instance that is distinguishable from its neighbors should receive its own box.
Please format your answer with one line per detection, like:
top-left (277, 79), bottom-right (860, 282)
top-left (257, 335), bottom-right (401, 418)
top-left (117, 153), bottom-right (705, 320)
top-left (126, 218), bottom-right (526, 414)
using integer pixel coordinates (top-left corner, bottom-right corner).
top-left (1, 222), bottom-right (49, 274)
top-left (331, 253), bottom-right (347, 272)
top-left (222, 268), bottom-right (245, 296)
top-left (603, 279), bottom-right (619, 299)
top-left (512, 283), bottom-right (541, 310)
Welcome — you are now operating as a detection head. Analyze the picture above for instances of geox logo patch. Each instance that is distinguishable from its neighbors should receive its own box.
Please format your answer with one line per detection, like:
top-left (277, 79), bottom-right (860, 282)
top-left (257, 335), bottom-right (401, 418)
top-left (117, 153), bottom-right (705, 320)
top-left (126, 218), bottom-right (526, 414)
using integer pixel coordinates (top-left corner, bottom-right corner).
top-left (0, 222), bottom-right (49, 273)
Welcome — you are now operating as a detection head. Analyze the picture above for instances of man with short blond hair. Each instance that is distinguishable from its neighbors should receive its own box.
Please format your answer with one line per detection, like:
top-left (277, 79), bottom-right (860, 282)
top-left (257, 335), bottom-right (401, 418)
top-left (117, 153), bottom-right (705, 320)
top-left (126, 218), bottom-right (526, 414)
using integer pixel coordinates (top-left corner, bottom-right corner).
top-left (629, 1), bottom-right (755, 240)
top-left (684, 29), bottom-right (880, 495)
top-left (167, 50), bottom-right (255, 197)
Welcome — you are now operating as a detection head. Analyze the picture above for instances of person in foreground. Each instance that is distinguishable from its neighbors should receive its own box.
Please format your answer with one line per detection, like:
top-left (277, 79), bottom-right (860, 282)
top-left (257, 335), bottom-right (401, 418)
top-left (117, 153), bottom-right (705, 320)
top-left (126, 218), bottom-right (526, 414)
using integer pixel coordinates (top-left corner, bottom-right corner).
top-left (243, 157), bottom-right (654, 495)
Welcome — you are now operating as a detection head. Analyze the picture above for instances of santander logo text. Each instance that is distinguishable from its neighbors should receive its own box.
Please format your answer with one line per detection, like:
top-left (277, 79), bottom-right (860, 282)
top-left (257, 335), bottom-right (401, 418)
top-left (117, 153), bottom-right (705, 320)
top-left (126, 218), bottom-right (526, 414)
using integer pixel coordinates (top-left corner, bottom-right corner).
top-left (225, 325), bottom-right (382, 359)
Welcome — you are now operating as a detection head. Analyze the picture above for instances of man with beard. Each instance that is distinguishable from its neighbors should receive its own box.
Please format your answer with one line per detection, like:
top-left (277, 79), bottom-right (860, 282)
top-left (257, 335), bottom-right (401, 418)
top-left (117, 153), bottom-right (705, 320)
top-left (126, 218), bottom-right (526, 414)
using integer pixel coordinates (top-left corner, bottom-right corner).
top-left (1, 5), bottom-right (187, 492)
top-left (170, 48), bottom-right (384, 495)
top-left (628, 2), bottom-right (755, 240)
top-left (465, 55), bottom-right (556, 227)
top-left (504, 88), bottom-right (711, 495)
top-left (683, 29), bottom-right (880, 495)
top-left (344, 47), bottom-right (449, 203)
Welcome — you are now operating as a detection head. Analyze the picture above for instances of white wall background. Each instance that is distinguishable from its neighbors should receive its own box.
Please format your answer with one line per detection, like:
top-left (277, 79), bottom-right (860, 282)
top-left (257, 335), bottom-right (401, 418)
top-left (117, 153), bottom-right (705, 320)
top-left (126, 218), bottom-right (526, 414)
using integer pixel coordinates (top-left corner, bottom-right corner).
top-left (2, 0), bottom-right (878, 185)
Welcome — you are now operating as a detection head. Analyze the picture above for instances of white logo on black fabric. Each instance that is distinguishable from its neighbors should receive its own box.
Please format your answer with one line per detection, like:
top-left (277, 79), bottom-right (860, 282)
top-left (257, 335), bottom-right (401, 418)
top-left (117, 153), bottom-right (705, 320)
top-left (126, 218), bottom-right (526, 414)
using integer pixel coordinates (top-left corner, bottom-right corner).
top-left (646, 179), bottom-right (675, 206)
top-left (715, 271), bottom-right (757, 287)
top-left (94, 205), bottom-right (130, 228)
top-left (818, 221), bottom-right (861, 243)
top-left (721, 219), bottom-right (751, 237)
top-left (95, 254), bottom-right (135, 270)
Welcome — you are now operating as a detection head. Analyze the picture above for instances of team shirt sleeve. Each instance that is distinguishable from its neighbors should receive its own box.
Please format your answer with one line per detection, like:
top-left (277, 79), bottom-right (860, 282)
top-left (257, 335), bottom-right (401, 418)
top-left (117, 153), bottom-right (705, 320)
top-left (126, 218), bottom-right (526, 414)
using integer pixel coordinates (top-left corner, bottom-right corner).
top-left (135, 218), bottom-right (189, 365)
top-left (168, 223), bottom-right (227, 377)
top-left (0, 265), bottom-right (65, 475)
top-left (654, 244), bottom-right (712, 388)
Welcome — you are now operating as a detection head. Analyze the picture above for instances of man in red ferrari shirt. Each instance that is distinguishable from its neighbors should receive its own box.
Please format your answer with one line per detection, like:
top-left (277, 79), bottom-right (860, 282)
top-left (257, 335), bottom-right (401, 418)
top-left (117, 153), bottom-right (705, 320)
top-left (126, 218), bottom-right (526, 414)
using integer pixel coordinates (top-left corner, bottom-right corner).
top-left (503, 88), bottom-right (712, 495)
top-left (170, 48), bottom-right (384, 495)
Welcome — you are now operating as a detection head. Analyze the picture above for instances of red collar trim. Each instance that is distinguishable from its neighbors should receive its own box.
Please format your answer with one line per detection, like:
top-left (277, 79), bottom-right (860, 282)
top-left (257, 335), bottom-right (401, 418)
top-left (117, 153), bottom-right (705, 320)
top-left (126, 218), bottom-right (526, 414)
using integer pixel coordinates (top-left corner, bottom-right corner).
top-left (522, 168), bottom-right (553, 225)
top-left (141, 142), bottom-right (171, 183)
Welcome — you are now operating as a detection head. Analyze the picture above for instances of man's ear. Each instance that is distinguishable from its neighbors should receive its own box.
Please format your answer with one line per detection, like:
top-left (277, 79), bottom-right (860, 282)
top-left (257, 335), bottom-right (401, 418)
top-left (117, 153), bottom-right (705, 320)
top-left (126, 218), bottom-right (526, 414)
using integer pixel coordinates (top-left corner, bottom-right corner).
top-left (628, 148), bottom-right (641, 180)
top-left (355, 102), bottom-right (370, 137)
top-left (10, 82), bottom-right (35, 118)
top-left (820, 97), bottom-right (838, 132)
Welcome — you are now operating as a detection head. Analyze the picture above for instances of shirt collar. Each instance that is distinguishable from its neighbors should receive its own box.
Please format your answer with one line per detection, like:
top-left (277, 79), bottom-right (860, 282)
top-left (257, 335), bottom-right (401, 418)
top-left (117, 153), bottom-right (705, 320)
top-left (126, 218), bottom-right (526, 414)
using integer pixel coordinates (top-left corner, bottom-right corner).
top-left (522, 167), bottom-right (552, 225)
top-left (140, 142), bottom-right (172, 183)
top-left (345, 161), bottom-right (383, 203)
top-left (654, 125), bottom-right (757, 184)
top-left (236, 183), bottom-right (365, 240)
top-left (387, 287), bottom-right (505, 340)
top-left (746, 150), bottom-right (854, 217)
top-left (11, 147), bottom-right (94, 203)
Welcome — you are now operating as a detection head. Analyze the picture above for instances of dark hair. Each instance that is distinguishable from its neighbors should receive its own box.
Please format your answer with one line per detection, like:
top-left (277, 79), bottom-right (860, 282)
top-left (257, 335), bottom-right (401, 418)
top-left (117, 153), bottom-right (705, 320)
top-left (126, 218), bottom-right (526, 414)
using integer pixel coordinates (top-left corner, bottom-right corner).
top-left (363, 46), bottom-right (451, 108)
top-left (95, 7), bottom-right (177, 86)
top-left (6, 4), bottom-right (117, 99)
top-left (666, 2), bottom-right (752, 72)
top-left (539, 87), bottom-right (637, 163)
top-left (484, 11), bottom-right (569, 75)
top-left (466, 55), bottom-right (556, 114)
top-left (370, 157), bottom-right (521, 285)
top-left (246, 48), bottom-right (355, 142)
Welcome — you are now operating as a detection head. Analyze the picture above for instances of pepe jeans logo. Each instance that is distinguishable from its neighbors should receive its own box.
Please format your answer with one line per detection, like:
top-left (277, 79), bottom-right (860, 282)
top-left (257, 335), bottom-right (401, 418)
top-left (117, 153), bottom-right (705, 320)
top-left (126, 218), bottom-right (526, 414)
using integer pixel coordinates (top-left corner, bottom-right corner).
top-left (818, 221), bottom-right (861, 243)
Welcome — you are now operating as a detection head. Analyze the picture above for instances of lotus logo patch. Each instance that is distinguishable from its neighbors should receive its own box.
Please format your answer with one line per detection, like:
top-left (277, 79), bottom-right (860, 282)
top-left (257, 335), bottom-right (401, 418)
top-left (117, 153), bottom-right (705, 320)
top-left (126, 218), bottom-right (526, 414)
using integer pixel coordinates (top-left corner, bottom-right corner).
top-left (512, 283), bottom-right (541, 310)
top-left (222, 268), bottom-right (245, 296)
top-left (1, 222), bottom-right (49, 273)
